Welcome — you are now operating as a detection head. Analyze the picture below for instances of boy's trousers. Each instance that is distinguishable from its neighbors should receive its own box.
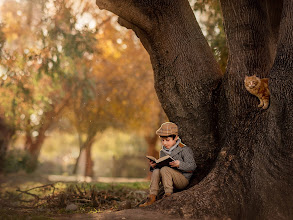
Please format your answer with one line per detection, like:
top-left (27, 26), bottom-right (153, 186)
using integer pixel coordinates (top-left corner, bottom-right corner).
top-left (149, 166), bottom-right (189, 195)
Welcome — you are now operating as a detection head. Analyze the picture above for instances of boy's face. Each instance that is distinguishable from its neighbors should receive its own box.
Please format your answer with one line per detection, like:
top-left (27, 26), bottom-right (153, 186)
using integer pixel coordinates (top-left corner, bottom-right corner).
top-left (160, 136), bottom-right (178, 149)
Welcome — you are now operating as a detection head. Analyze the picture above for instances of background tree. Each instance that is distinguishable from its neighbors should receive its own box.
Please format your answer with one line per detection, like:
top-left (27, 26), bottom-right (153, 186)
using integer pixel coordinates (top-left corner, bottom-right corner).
top-left (95, 0), bottom-right (293, 219)
top-left (0, 0), bottom-right (99, 171)
top-left (0, 21), bottom-right (15, 172)
top-left (0, 0), bottom-right (46, 171)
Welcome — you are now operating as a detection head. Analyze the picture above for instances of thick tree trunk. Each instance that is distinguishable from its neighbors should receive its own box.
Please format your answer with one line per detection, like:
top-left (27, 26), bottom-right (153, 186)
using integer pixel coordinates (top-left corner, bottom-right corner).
top-left (95, 0), bottom-right (293, 219)
top-left (260, 0), bottom-right (293, 218)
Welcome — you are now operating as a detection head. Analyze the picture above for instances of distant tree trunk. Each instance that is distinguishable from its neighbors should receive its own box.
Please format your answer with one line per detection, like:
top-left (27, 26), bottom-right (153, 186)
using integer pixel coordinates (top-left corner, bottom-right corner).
top-left (25, 127), bottom-right (47, 171)
top-left (0, 117), bottom-right (15, 173)
top-left (145, 108), bottom-right (166, 178)
top-left (72, 132), bottom-right (83, 175)
top-left (84, 141), bottom-right (94, 177)
top-left (95, 0), bottom-right (292, 219)
top-left (145, 135), bottom-right (159, 158)
top-left (145, 134), bottom-right (158, 179)
top-left (145, 107), bottom-right (166, 158)
top-left (25, 94), bottom-right (70, 171)
top-left (73, 131), bottom-right (96, 177)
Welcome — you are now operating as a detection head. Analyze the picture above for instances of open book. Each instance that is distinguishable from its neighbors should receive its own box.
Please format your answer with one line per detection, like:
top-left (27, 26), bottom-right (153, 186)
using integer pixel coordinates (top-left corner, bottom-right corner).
top-left (146, 155), bottom-right (175, 169)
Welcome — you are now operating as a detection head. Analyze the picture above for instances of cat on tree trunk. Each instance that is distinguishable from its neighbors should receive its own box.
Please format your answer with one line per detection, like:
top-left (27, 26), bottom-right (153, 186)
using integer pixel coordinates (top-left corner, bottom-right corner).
top-left (95, 0), bottom-right (293, 219)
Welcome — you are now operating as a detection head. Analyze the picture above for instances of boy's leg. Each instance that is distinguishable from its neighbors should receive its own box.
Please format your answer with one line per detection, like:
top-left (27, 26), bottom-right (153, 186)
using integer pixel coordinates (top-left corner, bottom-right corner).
top-left (149, 169), bottom-right (161, 195)
top-left (160, 167), bottom-right (189, 194)
top-left (139, 169), bottom-right (160, 207)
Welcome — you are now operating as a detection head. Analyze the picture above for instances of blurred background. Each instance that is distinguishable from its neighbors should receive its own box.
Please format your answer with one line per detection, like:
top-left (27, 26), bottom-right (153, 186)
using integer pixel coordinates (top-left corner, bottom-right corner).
top-left (0, 0), bottom-right (167, 180)
top-left (0, 0), bottom-right (227, 180)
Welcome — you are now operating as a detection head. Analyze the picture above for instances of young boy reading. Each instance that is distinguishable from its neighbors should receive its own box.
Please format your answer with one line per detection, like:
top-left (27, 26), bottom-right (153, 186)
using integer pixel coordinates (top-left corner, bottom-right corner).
top-left (139, 122), bottom-right (196, 207)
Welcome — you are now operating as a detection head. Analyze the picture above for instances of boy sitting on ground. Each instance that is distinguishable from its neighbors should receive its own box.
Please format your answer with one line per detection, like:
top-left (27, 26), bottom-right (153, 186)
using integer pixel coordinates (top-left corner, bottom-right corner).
top-left (140, 122), bottom-right (196, 207)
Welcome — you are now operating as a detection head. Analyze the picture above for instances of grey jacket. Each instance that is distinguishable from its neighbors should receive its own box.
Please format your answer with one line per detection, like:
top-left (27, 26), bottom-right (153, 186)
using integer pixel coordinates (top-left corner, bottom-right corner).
top-left (159, 144), bottom-right (196, 180)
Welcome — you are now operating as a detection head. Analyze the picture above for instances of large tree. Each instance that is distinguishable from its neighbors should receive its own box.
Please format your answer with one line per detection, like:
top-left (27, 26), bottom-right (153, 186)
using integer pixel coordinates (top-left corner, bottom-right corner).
top-left (95, 0), bottom-right (293, 219)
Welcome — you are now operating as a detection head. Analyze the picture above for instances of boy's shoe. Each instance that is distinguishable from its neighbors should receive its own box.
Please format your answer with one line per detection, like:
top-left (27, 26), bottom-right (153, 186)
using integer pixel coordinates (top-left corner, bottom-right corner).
top-left (139, 194), bottom-right (156, 207)
top-left (163, 193), bottom-right (172, 198)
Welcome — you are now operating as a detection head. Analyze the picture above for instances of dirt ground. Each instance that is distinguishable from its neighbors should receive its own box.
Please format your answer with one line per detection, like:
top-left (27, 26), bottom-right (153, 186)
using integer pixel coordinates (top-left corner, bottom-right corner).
top-left (0, 172), bottom-right (189, 220)
top-left (55, 209), bottom-right (184, 220)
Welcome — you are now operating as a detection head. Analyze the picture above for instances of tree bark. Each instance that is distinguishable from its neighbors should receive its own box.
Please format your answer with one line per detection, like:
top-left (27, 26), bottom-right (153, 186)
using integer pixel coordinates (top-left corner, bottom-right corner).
top-left (260, 0), bottom-right (293, 218)
top-left (95, 0), bottom-right (293, 219)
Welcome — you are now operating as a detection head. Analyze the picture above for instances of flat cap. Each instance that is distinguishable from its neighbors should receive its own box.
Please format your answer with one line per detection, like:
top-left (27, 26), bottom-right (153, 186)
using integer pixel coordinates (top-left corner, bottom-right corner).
top-left (156, 122), bottom-right (178, 136)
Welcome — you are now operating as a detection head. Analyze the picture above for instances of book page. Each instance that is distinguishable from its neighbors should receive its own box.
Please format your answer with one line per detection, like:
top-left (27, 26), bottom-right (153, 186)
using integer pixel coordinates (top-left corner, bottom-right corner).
top-left (156, 155), bottom-right (174, 163)
top-left (146, 155), bottom-right (157, 162)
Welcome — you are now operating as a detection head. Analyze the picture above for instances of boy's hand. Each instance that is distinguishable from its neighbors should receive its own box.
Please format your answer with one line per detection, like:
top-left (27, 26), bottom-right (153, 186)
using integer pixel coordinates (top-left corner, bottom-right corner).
top-left (149, 161), bottom-right (156, 168)
top-left (169, 160), bottom-right (180, 168)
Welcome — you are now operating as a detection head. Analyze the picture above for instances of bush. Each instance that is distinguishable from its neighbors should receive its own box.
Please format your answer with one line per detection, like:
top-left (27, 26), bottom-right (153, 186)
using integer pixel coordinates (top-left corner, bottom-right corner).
top-left (3, 149), bottom-right (34, 173)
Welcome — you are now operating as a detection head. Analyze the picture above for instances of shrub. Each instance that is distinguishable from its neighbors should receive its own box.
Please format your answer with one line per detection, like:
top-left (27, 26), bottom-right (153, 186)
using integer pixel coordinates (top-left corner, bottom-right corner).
top-left (3, 149), bottom-right (34, 173)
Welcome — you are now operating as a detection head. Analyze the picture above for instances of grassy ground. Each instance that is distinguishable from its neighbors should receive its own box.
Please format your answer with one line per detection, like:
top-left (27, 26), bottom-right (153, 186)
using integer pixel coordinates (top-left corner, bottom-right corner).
top-left (0, 173), bottom-right (149, 219)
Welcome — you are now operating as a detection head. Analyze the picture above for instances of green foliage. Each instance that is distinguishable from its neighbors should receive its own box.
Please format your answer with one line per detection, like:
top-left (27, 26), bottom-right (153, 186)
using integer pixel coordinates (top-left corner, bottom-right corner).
top-left (3, 149), bottom-right (34, 173)
top-left (0, 0), bottom-right (99, 131)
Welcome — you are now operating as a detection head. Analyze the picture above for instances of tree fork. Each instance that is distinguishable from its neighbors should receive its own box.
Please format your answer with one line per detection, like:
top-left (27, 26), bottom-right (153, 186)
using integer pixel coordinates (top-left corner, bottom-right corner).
top-left (95, 0), bottom-right (152, 32)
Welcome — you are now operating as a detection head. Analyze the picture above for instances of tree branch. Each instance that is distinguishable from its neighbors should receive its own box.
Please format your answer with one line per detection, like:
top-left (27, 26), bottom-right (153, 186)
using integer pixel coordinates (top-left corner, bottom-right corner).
top-left (96, 0), bottom-right (152, 32)
top-left (117, 17), bottom-right (152, 54)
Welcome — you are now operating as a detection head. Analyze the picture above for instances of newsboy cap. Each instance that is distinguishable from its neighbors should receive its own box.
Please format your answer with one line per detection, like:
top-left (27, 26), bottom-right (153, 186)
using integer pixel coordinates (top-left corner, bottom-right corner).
top-left (156, 122), bottom-right (178, 136)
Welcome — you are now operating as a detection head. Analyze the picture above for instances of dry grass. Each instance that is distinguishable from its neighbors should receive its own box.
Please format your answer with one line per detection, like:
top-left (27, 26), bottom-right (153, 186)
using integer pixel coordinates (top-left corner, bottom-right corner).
top-left (0, 173), bottom-right (149, 219)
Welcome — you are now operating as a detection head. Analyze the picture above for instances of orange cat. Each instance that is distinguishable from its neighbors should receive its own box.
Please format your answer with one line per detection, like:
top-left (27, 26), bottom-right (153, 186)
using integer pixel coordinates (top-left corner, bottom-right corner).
top-left (244, 75), bottom-right (270, 109)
